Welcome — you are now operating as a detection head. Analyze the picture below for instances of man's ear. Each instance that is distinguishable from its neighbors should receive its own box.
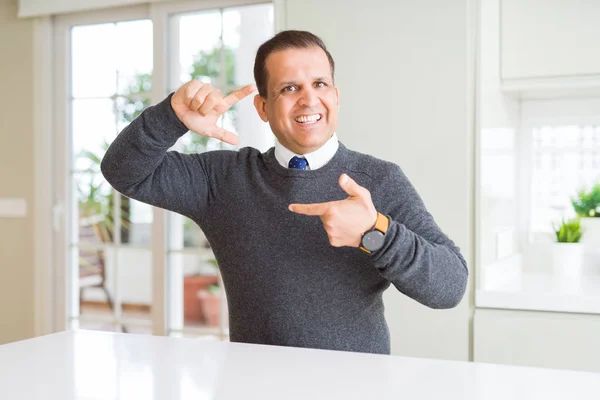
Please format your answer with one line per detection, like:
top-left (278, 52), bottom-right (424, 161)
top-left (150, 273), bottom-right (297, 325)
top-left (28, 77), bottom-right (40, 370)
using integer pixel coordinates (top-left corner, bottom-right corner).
top-left (253, 94), bottom-right (269, 122)
top-left (335, 86), bottom-right (340, 108)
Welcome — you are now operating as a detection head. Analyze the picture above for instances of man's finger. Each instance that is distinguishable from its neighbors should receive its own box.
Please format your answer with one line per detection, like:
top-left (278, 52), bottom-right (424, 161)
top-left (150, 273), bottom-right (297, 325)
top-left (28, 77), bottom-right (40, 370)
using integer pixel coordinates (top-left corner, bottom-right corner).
top-left (289, 202), bottom-right (332, 216)
top-left (198, 91), bottom-right (221, 116)
top-left (339, 174), bottom-right (366, 197)
top-left (206, 127), bottom-right (239, 146)
top-left (189, 83), bottom-right (212, 112)
top-left (223, 84), bottom-right (257, 107)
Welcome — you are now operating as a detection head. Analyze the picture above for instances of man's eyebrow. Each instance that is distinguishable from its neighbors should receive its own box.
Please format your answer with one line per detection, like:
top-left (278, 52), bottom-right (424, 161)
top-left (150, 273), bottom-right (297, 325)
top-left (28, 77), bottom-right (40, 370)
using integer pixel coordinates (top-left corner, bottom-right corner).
top-left (277, 81), bottom-right (297, 88)
top-left (276, 77), bottom-right (332, 88)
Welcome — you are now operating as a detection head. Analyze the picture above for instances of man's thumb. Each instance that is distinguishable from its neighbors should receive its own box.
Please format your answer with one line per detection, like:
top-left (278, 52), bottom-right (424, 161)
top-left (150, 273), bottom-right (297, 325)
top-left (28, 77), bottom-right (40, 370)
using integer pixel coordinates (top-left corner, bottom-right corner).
top-left (339, 174), bottom-right (363, 197)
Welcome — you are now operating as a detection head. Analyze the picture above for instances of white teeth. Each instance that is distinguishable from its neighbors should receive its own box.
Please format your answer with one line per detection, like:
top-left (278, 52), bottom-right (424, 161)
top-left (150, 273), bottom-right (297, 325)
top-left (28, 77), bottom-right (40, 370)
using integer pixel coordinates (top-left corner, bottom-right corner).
top-left (295, 114), bottom-right (321, 123)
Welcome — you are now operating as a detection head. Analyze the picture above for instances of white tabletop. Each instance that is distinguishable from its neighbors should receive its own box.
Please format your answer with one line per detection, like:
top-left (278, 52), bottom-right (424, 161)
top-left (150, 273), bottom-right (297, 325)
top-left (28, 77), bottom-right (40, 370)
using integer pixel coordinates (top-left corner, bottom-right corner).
top-left (1, 330), bottom-right (598, 399)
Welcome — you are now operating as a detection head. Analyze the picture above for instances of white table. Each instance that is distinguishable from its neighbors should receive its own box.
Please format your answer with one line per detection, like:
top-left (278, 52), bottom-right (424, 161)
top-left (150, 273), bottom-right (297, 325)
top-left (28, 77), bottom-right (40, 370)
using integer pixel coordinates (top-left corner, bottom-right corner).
top-left (1, 330), bottom-right (598, 399)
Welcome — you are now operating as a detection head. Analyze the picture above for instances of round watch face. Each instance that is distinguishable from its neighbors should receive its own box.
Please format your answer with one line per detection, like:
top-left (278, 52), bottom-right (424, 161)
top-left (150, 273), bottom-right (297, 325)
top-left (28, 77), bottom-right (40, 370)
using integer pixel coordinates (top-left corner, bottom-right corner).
top-left (362, 230), bottom-right (385, 252)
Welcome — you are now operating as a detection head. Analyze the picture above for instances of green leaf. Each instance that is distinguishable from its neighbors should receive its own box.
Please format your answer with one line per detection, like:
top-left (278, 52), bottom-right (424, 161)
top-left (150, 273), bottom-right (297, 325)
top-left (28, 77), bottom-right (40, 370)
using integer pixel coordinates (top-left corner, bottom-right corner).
top-left (572, 183), bottom-right (600, 218)
top-left (553, 217), bottom-right (583, 243)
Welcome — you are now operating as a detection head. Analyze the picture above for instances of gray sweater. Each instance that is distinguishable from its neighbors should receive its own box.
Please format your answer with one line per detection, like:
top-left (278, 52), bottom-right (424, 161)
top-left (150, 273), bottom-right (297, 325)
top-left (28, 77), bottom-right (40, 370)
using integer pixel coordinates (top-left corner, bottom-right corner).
top-left (101, 95), bottom-right (468, 354)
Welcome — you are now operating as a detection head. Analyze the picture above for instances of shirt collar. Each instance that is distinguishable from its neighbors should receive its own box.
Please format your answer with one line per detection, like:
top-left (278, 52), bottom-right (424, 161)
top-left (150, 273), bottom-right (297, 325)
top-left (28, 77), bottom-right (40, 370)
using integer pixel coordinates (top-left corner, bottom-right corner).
top-left (274, 133), bottom-right (339, 170)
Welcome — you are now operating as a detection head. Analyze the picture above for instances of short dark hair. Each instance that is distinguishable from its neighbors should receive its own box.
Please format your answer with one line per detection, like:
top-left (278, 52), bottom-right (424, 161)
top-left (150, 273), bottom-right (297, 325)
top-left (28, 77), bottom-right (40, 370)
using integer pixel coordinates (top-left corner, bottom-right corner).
top-left (253, 30), bottom-right (335, 98)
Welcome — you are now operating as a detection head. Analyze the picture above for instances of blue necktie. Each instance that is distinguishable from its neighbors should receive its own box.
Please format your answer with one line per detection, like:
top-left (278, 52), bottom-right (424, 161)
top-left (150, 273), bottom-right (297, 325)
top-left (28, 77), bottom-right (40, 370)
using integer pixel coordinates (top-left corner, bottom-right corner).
top-left (288, 156), bottom-right (308, 170)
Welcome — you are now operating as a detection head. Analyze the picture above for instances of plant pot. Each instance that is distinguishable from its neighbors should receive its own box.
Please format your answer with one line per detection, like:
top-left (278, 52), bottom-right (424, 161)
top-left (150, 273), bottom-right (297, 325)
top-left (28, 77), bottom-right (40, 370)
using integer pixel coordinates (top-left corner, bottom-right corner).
top-left (183, 275), bottom-right (219, 323)
top-left (580, 217), bottom-right (600, 250)
top-left (552, 242), bottom-right (584, 278)
top-left (197, 289), bottom-right (228, 328)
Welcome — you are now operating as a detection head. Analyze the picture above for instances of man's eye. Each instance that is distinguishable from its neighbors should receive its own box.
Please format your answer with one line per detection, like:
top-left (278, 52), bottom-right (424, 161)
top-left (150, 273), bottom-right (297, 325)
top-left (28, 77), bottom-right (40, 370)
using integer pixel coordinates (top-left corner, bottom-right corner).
top-left (315, 81), bottom-right (327, 88)
top-left (282, 85), bottom-right (298, 93)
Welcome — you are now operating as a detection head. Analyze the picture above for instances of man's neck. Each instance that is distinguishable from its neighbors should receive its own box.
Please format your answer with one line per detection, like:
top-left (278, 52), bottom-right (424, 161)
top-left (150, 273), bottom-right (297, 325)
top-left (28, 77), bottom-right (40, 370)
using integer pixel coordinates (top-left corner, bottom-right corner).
top-left (274, 133), bottom-right (339, 170)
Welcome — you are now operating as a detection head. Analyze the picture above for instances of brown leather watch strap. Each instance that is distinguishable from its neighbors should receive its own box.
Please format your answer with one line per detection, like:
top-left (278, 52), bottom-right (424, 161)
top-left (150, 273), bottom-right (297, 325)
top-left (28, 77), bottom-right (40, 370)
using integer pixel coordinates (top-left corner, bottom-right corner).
top-left (359, 212), bottom-right (389, 254)
top-left (373, 212), bottom-right (389, 234)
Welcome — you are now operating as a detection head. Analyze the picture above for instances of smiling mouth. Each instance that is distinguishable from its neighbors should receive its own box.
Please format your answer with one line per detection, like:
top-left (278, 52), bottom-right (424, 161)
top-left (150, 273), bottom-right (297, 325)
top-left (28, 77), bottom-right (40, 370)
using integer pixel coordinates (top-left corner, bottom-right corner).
top-left (294, 114), bottom-right (322, 125)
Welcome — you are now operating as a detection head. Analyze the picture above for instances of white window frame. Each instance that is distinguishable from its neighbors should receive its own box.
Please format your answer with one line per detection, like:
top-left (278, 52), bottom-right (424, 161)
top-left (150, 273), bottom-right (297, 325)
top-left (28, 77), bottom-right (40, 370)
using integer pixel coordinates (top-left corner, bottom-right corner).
top-left (36, 0), bottom-right (285, 337)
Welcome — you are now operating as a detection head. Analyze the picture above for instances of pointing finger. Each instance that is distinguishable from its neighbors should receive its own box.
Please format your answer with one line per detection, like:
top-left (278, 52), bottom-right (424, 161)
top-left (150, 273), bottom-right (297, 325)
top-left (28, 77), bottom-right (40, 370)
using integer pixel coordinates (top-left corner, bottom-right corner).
top-left (289, 202), bottom-right (332, 216)
top-left (223, 84), bottom-right (257, 108)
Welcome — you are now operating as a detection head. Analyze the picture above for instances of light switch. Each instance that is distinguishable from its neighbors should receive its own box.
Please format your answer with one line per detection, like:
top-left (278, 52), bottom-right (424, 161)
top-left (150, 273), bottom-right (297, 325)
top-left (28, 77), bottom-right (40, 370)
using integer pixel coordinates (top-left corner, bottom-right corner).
top-left (0, 198), bottom-right (27, 218)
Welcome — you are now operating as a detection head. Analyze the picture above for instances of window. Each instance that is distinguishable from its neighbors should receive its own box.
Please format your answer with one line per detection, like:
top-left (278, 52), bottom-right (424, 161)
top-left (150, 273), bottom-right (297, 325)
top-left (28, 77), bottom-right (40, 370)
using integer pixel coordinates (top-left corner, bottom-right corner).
top-left (476, 96), bottom-right (600, 314)
top-left (529, 125), bottom-right (600, 234)
top-left (70, 18), bottom-right (155, 334)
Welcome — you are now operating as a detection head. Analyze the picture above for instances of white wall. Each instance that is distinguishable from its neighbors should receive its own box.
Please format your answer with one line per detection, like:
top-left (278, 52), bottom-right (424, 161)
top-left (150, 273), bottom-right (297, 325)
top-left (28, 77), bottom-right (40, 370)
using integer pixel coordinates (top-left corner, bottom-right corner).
top-left (284, 0), bottom-right (475, 361)
top-left (501, 0), bottom-right (600, 80)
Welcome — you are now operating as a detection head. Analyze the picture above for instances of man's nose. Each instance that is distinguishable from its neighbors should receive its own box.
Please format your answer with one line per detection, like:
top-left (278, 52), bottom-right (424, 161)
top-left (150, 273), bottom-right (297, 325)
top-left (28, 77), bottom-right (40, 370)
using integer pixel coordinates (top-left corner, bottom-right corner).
top-left (298, 87), bottom-right (319, 108)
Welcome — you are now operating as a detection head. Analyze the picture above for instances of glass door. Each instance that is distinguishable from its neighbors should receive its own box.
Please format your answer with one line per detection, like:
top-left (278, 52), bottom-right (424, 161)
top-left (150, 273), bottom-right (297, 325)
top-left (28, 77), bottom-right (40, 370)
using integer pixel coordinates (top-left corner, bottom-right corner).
top-left (59, 13), bottom-right (155, 334)
top-left (54, 0), bottom-right (274, 339)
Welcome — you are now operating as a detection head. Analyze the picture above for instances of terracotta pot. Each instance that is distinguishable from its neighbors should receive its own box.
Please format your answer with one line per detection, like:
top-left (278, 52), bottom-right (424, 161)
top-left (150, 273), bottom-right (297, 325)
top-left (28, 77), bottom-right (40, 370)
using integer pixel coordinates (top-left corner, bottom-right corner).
top-left (183, 275), bottom-right (218, 322)
top-left (197, 290), bottom-right (228, 327)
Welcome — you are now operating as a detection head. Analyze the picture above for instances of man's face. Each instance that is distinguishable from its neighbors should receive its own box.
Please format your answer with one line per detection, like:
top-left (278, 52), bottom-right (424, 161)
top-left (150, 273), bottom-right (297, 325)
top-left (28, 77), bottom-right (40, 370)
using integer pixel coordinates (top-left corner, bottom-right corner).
top-left (254, 46), bottom-right (339, 155)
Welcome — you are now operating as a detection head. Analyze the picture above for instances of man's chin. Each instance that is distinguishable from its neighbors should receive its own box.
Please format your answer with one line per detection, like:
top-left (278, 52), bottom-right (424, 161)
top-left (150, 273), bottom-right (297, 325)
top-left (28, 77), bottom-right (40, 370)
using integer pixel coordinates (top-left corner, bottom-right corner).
top-left (296, 139), bottom-right (330, 154)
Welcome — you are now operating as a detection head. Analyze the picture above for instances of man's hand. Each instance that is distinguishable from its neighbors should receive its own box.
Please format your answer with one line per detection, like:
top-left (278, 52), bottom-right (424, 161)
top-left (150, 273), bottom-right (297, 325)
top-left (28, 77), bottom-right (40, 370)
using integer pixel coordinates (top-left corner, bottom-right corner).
top-left (289, 174), bottom-right (378, 248)
top-left (171, 80), bottom-right (256, 145)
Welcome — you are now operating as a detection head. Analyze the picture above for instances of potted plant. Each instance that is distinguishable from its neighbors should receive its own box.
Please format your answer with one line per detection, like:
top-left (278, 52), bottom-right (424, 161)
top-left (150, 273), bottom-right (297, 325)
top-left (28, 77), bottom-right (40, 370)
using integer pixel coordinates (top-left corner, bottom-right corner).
top-left (77, 141), bottom-right (131, 243)
top-left (552, 217), bottom-right (584, 277)
top-left (183, 273), bottom-right (219, 323)
top-left (571, 183), bottom-right (600, 247)
top-left (196, 259), bottom-right (228, 328)
top-left (197, 284), bottom-right (228, 328)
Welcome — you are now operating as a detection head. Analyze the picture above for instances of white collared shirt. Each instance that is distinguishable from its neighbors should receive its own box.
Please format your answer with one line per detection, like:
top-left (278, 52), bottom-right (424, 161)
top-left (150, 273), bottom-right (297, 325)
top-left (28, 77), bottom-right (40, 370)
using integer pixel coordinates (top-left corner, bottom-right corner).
top-left (274, 133), bottom-right (339, 170)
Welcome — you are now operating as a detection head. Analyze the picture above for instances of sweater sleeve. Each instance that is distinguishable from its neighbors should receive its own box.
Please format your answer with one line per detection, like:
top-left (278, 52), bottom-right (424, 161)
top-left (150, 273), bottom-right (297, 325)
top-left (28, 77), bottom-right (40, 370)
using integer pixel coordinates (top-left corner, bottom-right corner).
top-left (369, 165), bottom-right (468, 309)
top-left (100, 94), bottom-right (212, 220)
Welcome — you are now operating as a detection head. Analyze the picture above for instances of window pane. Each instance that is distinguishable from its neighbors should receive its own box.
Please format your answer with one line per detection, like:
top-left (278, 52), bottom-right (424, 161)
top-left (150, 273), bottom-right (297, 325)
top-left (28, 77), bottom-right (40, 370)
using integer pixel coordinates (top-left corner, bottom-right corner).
top-left (115, 20), bottom-right (153, 95)
top-left (128, 199), bottom-right (153, 247)
top-left (222, 4), bottom-right (274, 87)
top-left (77, 239), bottom-right (116, 333)
top-left (223, 4), bottom-right (275, 151)
top-left (74, 173), bottom-right (144, 246)
top-left (168, 213), bottom-right (209, 250)
top-left (72, 24), bottom-right (117, 98)
top-left (78, 245), bottom-right (153, 334)
top-left (72, 99), bottom-right (116, 171)
top-left (530, 125), bottom-right (600, 234)
top-left (170, 10), bottom-right (223, 91)
top-left (168, 252), bottom-right (227, 331)
top-left (115, 96), bottom-right (151, 131)
top-left (117, 246), bottom-right (153, 325)
top-left (74, 172), bottom-right (114, 244)
top-left (69, 18), bottom-right (154, 336)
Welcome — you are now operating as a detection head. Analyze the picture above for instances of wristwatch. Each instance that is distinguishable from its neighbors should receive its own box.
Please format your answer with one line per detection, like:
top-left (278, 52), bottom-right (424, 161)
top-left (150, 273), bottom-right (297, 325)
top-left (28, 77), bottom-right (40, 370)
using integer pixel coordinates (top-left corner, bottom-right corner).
top-left (360, 212), bottom-right (389, 254)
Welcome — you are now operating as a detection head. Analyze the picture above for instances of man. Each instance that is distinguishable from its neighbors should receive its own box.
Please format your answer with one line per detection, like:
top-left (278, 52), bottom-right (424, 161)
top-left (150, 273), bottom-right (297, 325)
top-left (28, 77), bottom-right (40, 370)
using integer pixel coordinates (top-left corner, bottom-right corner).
top-left (101, 30), bottom-right (468, 355)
